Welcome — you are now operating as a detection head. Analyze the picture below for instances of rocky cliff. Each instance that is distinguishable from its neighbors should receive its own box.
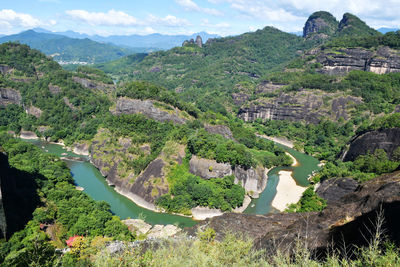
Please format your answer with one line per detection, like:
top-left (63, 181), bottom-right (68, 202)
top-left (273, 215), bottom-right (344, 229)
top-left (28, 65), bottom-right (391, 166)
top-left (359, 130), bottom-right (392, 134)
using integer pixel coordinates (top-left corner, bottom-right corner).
top-left (191, 171), bottom-right (400, 256)
top-left (303, 11), bottom-right (338, 39)
top-left (112, 98), bottom-right (188, 124)
top-left (238, 90), bottom-right (361, 123)
top-left (309, 46), bottom-right (400, 75)
top-left (342, 128), bottom-right (400, 161)
top-left (189, 155), bottom-right (267, 198)
top-left (0, 88), bottom-right (22, 106)
top-left (90, 131), bottom-right (184, 208)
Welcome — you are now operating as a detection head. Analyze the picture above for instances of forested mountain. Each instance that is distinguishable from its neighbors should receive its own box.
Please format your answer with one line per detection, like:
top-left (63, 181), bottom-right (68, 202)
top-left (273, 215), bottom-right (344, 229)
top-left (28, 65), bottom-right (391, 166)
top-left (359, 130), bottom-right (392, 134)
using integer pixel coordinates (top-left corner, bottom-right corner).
top-left (0, 30), bottom-right (137, 64)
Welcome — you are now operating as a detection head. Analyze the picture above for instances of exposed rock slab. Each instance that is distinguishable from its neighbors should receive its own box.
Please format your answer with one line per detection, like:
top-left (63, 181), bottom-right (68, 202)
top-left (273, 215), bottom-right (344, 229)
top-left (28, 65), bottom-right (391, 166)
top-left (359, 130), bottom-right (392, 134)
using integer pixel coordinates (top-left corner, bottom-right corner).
top-left (122, 219), bottom-right (152, 235)
top-left (113, 98), bottom-right (186, 124)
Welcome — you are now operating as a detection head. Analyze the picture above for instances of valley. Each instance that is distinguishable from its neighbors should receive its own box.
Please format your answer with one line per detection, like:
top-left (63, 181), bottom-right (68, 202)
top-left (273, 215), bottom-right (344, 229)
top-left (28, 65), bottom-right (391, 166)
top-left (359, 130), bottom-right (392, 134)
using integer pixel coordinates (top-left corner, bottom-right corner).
top-left (0, 6), bottom-right (399, 266)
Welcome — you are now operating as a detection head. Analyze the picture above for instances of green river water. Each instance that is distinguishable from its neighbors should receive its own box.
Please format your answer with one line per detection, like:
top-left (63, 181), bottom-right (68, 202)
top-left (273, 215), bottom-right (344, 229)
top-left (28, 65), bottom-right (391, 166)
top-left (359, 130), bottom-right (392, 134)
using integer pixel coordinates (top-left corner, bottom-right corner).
top-left (24, 139), bottom-right (319, 228)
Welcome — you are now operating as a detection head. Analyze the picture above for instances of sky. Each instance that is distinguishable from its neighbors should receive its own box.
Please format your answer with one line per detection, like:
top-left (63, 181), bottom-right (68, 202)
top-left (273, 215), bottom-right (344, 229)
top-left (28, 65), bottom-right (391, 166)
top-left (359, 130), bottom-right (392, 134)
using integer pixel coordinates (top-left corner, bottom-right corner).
top-left (1, 0), bottom-right (400, 37)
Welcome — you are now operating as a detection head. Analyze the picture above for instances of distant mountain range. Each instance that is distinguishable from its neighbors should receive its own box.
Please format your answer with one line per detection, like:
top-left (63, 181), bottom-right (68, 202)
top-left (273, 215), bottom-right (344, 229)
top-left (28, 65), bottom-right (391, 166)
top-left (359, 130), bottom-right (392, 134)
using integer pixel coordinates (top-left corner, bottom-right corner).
top-left (0, 29), bottom-right (219, 64)
top-left (377, 27), bottom-right (399, 34)
top-left (0, 30), bottom-right (143, 64)
top-left (32, 28), bottom-right (219, 50)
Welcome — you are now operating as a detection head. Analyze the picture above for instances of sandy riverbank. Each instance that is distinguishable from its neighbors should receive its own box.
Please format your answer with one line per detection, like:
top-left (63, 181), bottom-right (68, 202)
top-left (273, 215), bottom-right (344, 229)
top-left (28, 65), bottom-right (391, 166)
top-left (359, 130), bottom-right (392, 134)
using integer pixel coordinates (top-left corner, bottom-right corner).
top-left (271, 170), bottom-right (306, 212)
top-left (286, 152), bottom-right (298, 167)
top-left (256, 134), bottom-right (294, 148)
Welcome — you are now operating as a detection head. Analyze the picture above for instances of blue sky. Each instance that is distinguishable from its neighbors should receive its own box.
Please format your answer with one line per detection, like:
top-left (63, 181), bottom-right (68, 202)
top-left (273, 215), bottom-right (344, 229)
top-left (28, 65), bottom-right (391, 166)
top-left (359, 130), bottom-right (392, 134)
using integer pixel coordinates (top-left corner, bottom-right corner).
top-left (1, 0), bottom-right (400, 36)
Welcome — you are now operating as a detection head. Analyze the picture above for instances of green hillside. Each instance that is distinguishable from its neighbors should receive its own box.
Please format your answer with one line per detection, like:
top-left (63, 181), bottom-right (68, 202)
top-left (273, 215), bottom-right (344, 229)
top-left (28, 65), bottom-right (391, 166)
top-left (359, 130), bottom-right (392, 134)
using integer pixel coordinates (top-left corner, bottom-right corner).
top-left (98, 27), bottom-right (316, 113)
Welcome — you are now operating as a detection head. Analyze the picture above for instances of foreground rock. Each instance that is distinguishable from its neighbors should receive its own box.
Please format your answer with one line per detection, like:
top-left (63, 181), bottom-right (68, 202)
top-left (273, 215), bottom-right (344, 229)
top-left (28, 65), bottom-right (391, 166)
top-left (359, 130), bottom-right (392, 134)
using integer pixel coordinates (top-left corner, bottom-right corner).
top-left (191, 171), bottom-right (400, 256)
top-left (122, 219), bottom-right (180, 238)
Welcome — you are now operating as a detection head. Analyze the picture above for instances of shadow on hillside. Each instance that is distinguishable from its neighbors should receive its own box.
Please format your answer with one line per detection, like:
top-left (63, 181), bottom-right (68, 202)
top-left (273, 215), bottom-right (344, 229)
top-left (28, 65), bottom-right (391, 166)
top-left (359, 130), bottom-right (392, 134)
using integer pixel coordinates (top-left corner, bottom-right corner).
top-left (0, 152), bottom-right (41, 239)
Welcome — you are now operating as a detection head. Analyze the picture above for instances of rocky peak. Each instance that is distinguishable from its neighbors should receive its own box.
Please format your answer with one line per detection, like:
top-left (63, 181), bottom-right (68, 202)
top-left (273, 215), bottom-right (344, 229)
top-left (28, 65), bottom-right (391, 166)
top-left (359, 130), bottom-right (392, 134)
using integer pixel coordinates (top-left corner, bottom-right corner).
top-left (195, 35), bottom-right (203, 48)
top-left (337, 13), bottom-right (379, 36)
top-left (303, 11), bottom-right (338, 39)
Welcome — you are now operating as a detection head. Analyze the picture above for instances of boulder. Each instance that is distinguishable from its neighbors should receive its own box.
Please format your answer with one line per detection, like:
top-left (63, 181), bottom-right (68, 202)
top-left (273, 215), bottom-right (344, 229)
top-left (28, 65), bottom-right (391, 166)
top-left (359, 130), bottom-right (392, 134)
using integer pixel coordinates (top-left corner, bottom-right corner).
top-left (342, 128), bottom-right (400, 161)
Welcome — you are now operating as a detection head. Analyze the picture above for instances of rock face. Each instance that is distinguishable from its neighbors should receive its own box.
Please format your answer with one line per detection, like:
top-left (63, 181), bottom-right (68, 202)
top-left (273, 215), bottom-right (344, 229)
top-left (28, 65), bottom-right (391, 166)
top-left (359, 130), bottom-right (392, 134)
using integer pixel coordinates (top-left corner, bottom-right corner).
top-left (0, 88), bottom-right (22, 106)
top-left (189, 155), bottom-right (267, 198)
top-left (113, 98), bottom-right (187, 124)
top-left (191, 171), bottom-right (400, 256)
top-left (342, 128), bottom-right (400, 161)
top-left (303, 11), bottom-right (338, 39)
top-left (311, 46), bottom-right (400, 75)
top-left (238, 90), bottom-right (361, 123)
top-left (204, 124), bottom-right (234, 140)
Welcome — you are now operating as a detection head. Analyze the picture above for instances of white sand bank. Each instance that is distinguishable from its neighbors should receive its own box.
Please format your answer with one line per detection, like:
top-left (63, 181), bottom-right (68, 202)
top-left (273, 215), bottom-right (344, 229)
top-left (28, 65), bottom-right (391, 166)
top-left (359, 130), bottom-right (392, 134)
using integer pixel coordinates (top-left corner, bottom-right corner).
top-left (271, 170), bottom-right (306, 212)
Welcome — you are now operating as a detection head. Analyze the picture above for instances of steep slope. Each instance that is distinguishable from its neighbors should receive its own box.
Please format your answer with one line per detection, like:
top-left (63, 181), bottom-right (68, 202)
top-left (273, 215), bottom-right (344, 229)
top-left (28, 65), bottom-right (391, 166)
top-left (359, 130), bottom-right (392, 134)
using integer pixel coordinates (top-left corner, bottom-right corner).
top-left (0, 30), bottom-right (136, 64)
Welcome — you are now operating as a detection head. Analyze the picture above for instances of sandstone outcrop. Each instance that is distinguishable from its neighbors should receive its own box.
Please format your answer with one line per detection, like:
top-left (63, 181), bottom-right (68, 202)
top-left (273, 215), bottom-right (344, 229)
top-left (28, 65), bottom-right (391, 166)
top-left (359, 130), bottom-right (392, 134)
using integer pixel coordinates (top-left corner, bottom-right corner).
top-left (189, 155), bottom-right (267, 198)
top-left (342, 128), bottom-right (400, 161)
top-left (310, 46), bottom-right (400, 75)
top-left (238, 90), bottom-right (361, 123)
top-left (0, 88), bottom-right (22, 106)
top-left (112, 98), bottom-right (187, 124)
top-left (191, 171), bottom-right (400, 256)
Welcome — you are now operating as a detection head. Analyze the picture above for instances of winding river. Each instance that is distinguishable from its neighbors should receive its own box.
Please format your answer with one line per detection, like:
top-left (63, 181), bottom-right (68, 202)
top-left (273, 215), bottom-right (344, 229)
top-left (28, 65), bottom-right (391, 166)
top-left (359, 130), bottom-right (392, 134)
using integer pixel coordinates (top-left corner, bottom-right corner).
top-left (24, 139), bottom-right (319, 227)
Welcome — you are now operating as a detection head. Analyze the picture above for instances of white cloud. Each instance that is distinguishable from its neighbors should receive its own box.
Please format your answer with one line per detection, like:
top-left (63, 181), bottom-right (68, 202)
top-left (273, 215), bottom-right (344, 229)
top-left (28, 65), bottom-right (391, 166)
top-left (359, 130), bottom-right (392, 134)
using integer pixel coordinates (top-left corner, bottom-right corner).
top-left (65, 9), bottom-right (140, 26)
top-left (0, 9), bottom-right (42, 29)
top-left (201, 19), bottom-right (230, 28)
top-left (175, 0), bottom-right (223, 16)
top-left (147, 14), bottom-right (191, 27)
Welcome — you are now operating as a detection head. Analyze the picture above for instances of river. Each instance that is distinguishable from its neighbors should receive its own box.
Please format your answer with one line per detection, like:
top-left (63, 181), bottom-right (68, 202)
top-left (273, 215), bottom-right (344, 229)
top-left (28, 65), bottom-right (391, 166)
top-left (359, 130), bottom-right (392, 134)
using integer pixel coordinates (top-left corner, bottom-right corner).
top-left (24, 139), bottom-right (319, 227)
